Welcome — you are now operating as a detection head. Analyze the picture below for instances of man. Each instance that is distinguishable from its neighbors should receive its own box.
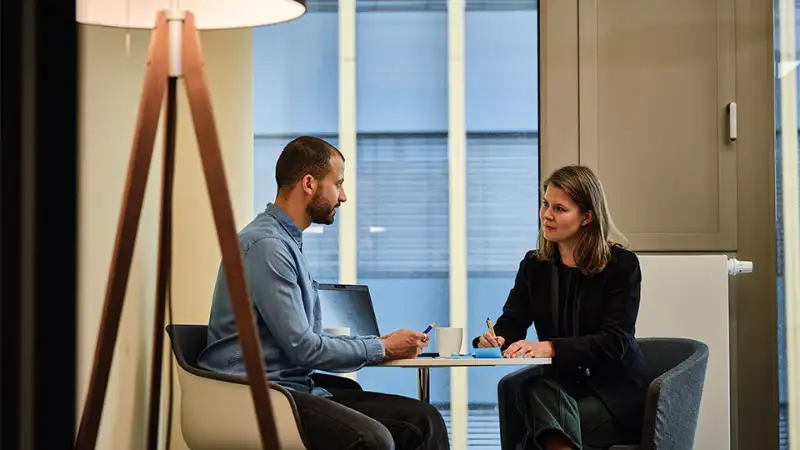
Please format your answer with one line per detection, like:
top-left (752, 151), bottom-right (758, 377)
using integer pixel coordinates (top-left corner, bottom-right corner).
top-left (198, 136), bottom-right (450, 450)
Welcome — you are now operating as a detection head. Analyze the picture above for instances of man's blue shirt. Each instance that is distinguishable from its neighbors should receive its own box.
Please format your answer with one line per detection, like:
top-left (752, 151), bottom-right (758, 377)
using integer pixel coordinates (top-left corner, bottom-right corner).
top-left (197, 203), bottom-right (385, 395)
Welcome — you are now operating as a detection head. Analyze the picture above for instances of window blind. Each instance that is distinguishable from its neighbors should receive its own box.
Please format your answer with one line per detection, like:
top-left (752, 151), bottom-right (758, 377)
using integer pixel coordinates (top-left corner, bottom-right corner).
top-left (466, 133), bottom-right (540, 275)
top-left (357, 134), bottom-right (450, 277)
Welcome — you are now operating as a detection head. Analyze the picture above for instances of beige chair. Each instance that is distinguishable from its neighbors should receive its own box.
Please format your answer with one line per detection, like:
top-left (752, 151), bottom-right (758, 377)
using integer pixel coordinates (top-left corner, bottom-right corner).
top-left (166, 324), bottom-right (307, 450)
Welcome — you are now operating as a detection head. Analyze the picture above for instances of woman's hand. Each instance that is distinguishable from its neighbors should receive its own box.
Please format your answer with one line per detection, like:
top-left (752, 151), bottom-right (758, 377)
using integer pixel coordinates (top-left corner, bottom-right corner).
top-left (477, 332), bottom-right (506, 348)
top-left (503, 340), bottom-right (554, 358)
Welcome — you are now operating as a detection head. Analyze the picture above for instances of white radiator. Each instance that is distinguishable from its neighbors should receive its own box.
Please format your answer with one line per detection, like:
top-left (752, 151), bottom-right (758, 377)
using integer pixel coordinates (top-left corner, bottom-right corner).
top-left (637, 254), bottom-right (744, 450)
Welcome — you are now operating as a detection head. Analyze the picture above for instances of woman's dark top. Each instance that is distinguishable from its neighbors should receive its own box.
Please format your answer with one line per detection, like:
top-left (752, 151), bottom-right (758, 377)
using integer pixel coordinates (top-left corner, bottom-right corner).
top-left (558, 263), bottom-right (580, 338)
top-left (554, 262), bottom-right (594, 399)
top-left (472, 245), bottom-right (653, 429)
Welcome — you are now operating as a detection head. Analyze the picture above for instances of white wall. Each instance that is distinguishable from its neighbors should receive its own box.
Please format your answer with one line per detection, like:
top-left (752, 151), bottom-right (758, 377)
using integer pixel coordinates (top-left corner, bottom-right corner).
top-left (77, 25), bottom-right (253, 450)
top-left (78, 26), bottom-right (160, 450)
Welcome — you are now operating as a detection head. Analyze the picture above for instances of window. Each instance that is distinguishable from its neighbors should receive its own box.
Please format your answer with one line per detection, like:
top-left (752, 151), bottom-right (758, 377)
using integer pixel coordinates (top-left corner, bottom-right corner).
top-left (467, 133), bottom-right (540, 275)
top-left (357, 134), bottom-right (450, 277)
top-left (352, 2), bottom-right (452, 406)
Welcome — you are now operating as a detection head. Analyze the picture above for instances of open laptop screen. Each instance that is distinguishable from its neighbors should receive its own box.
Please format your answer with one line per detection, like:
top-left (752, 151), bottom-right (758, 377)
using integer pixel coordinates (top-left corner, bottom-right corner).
top-left (317, 284), bottom-right (381, 338)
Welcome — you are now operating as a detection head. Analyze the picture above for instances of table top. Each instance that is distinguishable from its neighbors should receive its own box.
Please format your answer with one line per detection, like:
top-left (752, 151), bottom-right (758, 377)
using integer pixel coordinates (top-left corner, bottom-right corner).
top-left (381, 357), bottom-right (551, 368)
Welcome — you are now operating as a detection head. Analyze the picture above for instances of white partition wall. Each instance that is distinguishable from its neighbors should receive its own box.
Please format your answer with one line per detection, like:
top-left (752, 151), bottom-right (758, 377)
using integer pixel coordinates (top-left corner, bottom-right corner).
top-left (637, 255), bottom-right (732, 450)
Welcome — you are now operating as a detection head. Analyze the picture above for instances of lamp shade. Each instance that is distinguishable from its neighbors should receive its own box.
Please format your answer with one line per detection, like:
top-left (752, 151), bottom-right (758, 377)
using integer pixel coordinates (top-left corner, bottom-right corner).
top-left (76, 0), bottom-right (307, 30)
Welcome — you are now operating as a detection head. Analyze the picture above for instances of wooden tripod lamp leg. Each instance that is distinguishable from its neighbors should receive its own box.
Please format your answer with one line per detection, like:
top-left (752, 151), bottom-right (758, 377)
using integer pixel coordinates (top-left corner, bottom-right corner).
top-left (74, 12), bottom-right (170, 450)
top-left (180, 12), bottom-right (281, 450)
top-left (145, 74), bottom-right (179, 450)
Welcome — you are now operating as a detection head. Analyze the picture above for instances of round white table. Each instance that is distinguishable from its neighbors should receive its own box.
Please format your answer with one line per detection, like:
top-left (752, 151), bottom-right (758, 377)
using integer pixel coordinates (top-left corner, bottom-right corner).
top-left (381, 357), bottom-right (552, 403)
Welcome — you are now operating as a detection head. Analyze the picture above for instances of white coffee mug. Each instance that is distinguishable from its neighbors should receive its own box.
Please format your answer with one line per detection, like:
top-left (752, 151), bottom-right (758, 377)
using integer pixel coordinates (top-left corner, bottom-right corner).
top-left (436, 327), bottom-right (464, 357)
top-left (324, 327), bottom-right (351, 337)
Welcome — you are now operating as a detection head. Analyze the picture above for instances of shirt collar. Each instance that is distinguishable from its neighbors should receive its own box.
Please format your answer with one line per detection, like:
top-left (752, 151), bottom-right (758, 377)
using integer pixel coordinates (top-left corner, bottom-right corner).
top-left (265, 203), bottom-right (304, 249)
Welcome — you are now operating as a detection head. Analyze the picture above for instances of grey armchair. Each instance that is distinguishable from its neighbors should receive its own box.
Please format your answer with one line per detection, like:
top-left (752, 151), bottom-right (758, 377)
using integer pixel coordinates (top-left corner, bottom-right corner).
top-left (497, 337), bottom-right (709, 450)
top-left (619, 337), bottom-right (710, 450)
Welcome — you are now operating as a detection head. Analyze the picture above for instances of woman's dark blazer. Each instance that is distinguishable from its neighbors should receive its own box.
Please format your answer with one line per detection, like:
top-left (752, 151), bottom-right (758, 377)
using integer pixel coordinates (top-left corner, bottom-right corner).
top-left (473, 245), bottom-right (652, 429)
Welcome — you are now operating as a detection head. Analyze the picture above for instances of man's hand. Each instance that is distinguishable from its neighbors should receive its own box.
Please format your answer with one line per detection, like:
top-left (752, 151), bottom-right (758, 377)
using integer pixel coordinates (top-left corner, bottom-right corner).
top-left (502, 340), bottom-right (554, 359)
top-left (381, 329), bottom-right (428, 361)
top-left (477, 331), bottom-right (506, 349)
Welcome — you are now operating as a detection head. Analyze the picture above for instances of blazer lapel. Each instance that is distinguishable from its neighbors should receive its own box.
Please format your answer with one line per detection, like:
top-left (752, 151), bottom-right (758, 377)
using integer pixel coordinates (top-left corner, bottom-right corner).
top-left (550, 262), bottom-right (560, 337)
top-left (573, 276), bottom-right (583, 336)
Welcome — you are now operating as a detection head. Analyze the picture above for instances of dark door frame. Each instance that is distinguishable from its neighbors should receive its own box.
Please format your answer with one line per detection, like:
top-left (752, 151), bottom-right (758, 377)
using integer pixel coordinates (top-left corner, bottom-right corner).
top-left (2, 0), bottom-right (79, 448)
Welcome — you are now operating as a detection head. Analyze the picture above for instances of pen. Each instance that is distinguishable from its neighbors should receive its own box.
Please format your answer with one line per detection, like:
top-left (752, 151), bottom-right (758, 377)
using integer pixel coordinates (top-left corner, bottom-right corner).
top-left (422, 322), bottom-right (436, 335)
top-left (486, 318), bottom-right (497, 338)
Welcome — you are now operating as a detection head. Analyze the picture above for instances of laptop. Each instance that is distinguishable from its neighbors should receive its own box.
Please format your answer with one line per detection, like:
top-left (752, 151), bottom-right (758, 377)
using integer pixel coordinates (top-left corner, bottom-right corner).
top-left (317, 283), bottom-right (382, 338)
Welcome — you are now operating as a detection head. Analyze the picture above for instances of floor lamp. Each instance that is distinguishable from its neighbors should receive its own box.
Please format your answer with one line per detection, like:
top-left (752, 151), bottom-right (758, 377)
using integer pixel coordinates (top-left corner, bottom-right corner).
top-left (74, 1), bottom-right (306, 449)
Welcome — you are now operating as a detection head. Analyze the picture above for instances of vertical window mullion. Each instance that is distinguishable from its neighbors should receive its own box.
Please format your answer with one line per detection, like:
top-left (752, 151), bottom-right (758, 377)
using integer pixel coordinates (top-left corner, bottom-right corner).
top-left (448, 0), bottom-right (468, 448)
top-left (339, 0), bottom-right (358, 284)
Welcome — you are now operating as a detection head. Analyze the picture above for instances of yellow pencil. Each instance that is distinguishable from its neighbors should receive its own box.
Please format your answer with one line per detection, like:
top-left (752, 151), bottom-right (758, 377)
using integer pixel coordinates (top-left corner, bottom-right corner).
top-left (486, 318), bottom-right (497, 338)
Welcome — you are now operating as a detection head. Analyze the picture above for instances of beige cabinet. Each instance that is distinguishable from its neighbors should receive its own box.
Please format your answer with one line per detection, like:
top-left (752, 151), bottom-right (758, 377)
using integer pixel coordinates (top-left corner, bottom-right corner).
top-left (575, 0), bottom-right (738, 251)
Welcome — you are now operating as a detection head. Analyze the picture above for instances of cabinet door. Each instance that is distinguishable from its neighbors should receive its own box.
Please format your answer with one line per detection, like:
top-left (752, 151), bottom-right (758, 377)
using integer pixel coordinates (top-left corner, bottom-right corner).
top-left (577, 0), bottom-right (737, 251)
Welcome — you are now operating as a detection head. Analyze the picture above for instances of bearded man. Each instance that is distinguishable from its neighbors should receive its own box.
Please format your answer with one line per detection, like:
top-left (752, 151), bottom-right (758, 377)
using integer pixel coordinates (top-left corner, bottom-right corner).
top-left (198, 136), bottom-right (449, 450)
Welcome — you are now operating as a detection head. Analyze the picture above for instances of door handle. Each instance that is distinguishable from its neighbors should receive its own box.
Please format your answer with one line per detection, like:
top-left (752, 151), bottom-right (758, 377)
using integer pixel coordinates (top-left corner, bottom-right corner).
top-left (727, 102), bottom-right (737, 142)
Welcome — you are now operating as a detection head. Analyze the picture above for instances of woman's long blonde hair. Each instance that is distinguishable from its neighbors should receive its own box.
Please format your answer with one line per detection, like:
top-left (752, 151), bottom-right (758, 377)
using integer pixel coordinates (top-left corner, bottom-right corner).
top-left (535, 165), bottom-right (627, 275)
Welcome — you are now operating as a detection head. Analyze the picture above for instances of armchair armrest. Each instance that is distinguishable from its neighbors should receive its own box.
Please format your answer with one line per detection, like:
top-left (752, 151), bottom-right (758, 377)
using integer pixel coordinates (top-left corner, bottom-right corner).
top-left (639, 350), bottom-right (708, 450)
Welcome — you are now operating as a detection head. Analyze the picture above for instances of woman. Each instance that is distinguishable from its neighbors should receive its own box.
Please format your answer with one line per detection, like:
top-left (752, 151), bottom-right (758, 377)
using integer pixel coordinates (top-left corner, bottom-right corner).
top-left (473, 165), bottom-right (651, 450)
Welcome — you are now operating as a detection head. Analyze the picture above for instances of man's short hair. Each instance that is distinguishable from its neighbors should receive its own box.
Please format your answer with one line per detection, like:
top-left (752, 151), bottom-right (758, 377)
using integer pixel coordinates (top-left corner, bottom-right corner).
top-left (275, 136), bottom-right (345, 191)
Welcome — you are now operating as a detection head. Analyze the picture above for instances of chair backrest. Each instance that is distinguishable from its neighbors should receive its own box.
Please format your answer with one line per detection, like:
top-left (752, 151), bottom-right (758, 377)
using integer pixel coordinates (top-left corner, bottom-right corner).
top-left (168, 324), bottom-right (215, 374)
top-left (638, 337), bottom-right (707, 380)
top-left (636, 337), bottom-right (709, 450)
top-left (165, 324), bottom-right (307, 450)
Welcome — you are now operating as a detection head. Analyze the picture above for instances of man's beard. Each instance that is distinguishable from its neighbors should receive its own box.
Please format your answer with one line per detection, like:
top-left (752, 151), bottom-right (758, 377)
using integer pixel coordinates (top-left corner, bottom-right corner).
top-left (307, 192), bottom-right (338, 225)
